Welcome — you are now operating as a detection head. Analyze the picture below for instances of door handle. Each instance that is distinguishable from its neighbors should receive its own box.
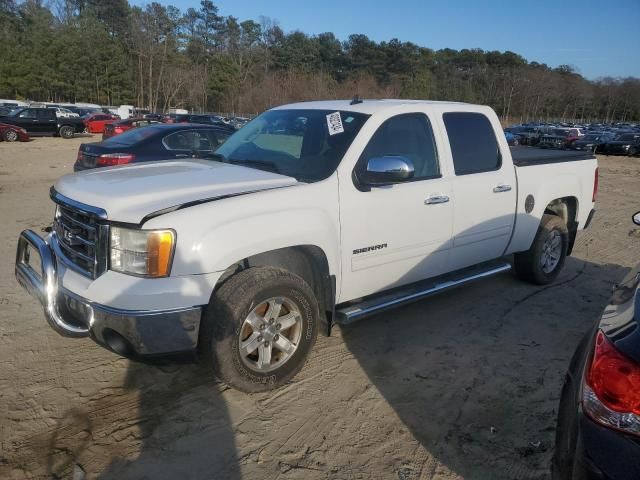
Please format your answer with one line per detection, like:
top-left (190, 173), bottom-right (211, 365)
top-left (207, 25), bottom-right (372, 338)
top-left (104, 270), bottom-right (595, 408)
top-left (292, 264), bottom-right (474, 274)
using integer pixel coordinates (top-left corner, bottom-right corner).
top-left (493, 184), bottom-right (512, 193)
top-left (175, 154), bottom-right (189, 158)
top-left (424, 194), bottom-right (450, 205)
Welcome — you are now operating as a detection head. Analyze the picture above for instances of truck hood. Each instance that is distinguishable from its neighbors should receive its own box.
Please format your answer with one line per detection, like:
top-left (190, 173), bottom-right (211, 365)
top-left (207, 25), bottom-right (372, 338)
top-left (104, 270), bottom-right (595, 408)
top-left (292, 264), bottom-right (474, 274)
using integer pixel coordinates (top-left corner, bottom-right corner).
top-left (54, 159), bottom-right (299, 224)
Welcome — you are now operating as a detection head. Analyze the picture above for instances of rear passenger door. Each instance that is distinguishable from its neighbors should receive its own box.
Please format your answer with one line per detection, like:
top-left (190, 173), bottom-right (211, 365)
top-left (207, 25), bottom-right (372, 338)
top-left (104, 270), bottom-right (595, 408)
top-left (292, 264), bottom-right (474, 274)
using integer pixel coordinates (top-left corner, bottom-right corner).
top-left (37, 109), bottom-right (57, 134)
top-left (443, 112), bottom-right (517, 271)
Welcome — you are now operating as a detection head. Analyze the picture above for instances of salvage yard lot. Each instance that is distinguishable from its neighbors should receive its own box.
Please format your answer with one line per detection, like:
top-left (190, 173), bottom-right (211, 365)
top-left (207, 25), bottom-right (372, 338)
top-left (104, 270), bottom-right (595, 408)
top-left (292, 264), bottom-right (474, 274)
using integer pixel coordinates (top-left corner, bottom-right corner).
top-left (1, 138), bottom-right (639, 480)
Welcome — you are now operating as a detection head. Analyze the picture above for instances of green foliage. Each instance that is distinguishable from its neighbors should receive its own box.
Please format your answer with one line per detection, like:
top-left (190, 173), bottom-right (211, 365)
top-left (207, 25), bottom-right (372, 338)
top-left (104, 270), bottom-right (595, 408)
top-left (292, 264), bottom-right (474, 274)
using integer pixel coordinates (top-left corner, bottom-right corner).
top-left (0, 1), bottom-right (637, 121)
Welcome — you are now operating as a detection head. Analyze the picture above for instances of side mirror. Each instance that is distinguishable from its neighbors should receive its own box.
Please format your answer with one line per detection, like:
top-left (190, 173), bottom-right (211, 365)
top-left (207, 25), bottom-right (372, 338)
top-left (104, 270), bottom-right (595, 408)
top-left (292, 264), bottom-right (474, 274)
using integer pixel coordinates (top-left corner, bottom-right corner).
top-left (360, 156), bottom-right (414, 186)
top-left (633, 211), bottom-right (640, 226)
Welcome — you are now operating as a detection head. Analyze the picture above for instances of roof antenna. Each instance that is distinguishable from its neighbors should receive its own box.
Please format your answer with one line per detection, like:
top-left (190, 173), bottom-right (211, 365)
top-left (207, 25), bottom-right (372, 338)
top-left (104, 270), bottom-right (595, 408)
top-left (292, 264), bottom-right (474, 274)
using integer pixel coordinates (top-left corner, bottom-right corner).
top-left (350, 95), bottom-right (363, 105)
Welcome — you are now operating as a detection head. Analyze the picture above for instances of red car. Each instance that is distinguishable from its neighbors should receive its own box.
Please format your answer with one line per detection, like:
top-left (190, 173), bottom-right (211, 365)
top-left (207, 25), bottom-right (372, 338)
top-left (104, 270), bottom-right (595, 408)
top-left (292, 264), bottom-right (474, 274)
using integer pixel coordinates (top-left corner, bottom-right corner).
top-left (0, 123), bottom-right (29, 142)
top-left (102, 118), bottom-right (160, 140)
top-left (84, 114), bottom-right (119, 134)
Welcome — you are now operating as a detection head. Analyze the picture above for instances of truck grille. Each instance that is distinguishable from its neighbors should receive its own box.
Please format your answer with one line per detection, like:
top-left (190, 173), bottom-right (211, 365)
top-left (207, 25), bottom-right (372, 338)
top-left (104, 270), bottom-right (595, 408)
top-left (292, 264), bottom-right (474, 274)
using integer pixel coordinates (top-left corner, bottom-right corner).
top-left (53, 203), bottom-right (105, 278)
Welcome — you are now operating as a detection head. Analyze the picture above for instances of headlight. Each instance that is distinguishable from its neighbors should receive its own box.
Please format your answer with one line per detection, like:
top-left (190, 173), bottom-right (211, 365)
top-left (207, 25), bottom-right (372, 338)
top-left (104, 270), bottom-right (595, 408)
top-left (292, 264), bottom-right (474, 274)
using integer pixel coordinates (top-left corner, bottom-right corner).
top-left (110, 226), bottom-right (175, 277)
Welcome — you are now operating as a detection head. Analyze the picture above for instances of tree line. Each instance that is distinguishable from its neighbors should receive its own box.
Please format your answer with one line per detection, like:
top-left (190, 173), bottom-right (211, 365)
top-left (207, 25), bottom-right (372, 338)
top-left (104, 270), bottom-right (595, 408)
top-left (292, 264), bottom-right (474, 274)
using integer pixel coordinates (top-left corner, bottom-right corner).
top-left (1, 0), bottom-right (639, 122)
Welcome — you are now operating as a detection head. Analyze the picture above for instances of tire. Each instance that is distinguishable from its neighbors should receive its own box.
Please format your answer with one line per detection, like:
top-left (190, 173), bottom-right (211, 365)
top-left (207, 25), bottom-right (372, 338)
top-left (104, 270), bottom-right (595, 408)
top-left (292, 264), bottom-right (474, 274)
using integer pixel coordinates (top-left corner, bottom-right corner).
top-left (3, 129), bottom-right (18, 142)
top-left (200, 267), bottom-right (319, 393)
top-left (514, 214), bottom-right (569, 285)
top-left (59, 126), bottom-right (74, 139)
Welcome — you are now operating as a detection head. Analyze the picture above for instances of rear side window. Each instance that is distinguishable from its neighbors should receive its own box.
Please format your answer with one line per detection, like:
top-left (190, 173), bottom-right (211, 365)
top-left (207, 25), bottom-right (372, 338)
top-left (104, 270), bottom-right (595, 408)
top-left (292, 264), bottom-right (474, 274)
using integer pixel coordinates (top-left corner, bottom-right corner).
top-left (443, 112), bottom-right (501, 175)
top-left (360, 113), bottom-right (440, 180)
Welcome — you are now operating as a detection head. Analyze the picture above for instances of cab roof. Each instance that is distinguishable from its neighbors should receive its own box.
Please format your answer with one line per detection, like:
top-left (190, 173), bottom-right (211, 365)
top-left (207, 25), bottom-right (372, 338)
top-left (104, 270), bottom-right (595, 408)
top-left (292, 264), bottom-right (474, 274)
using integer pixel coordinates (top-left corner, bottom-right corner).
top-left (273, 99), bottom-right (471, 115)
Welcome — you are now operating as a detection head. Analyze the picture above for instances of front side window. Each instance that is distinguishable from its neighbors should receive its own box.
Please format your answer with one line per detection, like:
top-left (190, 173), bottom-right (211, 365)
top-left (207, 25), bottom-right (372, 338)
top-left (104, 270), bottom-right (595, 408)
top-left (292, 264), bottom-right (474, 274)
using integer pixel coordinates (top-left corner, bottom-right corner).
top-left (444, 112), bottom-right (501, 175)
top-left (18, 109), bottom-right (37, 119)
top-left (214, 109), bottom-right (369, 182)
top-left (358, 113), bottom-right (440, 180)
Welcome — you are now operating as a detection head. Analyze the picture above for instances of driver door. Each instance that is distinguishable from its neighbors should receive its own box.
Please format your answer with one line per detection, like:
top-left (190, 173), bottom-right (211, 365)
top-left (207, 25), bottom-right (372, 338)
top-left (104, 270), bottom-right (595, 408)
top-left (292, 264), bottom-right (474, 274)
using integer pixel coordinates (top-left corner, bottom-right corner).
top-left (338, 112), bottom-right (453, 303)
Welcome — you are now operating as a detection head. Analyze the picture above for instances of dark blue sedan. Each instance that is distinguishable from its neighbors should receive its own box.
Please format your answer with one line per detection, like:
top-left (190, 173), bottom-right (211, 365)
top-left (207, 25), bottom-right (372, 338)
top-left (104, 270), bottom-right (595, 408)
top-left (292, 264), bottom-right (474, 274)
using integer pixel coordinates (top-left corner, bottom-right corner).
top-left (553, 211), bottom-right (640, 479)
top-left (74, 123), bottom-right (235, 171)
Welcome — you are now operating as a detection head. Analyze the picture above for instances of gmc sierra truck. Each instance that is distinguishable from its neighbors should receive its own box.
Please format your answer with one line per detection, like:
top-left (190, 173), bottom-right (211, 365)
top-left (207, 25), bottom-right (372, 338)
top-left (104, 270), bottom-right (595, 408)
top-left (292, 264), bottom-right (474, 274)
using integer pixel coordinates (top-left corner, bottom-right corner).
top-left (15, 100), bottom-right (599, 392)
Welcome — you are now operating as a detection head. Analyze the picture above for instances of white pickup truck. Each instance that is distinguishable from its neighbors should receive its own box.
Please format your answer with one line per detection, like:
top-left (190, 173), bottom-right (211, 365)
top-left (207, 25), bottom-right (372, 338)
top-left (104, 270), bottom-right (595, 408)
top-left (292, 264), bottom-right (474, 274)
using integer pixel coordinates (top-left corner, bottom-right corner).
top-left (16, 100), bottom-right (598, 392)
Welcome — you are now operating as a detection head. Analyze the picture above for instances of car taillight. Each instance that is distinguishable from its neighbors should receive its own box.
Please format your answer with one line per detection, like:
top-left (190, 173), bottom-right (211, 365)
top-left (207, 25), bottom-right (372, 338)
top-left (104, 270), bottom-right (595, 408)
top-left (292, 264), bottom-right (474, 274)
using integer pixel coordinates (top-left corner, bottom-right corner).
top-left (582, 330), bottom-right (640, 436)
top-left (76, 149), bottom-right (83, 162)
top-left (592, 167), bottom-right (598, 203)
top-left (114, 126), bottom-right (125, 134)
top-left (96, 153), bottom-right (135, 167)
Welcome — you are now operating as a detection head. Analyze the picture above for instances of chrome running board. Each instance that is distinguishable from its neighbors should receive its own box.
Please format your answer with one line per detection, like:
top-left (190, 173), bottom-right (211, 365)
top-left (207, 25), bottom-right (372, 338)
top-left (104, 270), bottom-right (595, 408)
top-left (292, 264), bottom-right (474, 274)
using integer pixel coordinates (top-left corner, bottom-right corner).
top-left (335, 260), bottom-right (512, 324)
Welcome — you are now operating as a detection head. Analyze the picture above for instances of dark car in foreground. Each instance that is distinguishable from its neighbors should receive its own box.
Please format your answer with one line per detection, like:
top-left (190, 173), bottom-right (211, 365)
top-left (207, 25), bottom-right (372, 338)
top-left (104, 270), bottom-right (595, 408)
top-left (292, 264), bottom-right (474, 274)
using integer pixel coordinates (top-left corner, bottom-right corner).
top-left (604, 133), bottom-right (640, 156)
top-left (75, 123), bottom-right (235, 171)
top-left (0, 107), bottom-right (84, 138)
top-left (0, 123), bottom-right (29, 142)
top-left (553, 211), bottom-right (640, 479)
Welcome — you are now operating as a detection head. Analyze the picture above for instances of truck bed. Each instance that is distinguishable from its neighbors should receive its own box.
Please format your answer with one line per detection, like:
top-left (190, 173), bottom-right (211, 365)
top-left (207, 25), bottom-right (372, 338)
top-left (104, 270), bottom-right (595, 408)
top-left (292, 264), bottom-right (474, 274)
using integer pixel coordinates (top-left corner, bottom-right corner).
top-left (510, 146), bottom-right (595, 167)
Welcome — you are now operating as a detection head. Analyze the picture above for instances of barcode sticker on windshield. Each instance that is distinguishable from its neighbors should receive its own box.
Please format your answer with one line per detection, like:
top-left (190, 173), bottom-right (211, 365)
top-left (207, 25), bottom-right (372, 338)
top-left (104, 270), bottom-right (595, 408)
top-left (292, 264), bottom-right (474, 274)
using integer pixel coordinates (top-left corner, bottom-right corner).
top-left (326, 111), bottom-right (344, 135)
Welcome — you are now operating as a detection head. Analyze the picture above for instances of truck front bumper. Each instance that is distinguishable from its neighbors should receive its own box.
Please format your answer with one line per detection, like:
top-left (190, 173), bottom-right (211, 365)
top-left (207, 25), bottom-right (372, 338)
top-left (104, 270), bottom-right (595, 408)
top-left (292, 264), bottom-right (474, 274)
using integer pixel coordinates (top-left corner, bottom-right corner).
top-left (15, 230), bottom-right (202, 357)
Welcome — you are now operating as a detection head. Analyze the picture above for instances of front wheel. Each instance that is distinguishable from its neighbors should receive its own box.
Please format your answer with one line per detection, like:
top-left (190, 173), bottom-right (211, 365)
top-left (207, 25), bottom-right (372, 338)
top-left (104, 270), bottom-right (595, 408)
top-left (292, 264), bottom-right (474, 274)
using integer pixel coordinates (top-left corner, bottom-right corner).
top-left (200, 267), bottom-right (319, 393)
top-left (3, 129), bottom-right (18, 142)
top-left (514, 214), bottom-right (569, 285)
top-left (59, 126), bottom-right (75, 139)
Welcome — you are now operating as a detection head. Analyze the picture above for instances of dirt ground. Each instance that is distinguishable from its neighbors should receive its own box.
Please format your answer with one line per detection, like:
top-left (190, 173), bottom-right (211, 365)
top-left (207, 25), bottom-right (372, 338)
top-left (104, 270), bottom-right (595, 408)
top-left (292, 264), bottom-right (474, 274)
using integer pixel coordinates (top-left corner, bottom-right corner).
top-left (1, 137), bottom-right (639, 480)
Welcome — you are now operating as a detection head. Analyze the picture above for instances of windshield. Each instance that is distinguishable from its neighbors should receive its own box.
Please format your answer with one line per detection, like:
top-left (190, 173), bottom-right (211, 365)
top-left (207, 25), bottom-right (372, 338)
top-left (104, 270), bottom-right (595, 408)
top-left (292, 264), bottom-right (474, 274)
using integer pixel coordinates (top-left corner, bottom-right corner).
top-left (214, 109), bottom-right (370, 182)
top-left (582, 134), bottom-right (600, 141)
top-left (103, 125), bottom-right (163, 145)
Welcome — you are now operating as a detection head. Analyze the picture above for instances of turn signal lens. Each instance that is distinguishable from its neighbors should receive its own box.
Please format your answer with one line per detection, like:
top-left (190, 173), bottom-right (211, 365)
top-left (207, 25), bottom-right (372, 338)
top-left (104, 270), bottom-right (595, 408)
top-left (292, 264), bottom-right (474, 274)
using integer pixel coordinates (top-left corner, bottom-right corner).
top-left (583, 330), bottom-right (640, 436)
top-left (592, 167), bottom-right (599, 203)
top-left (110, 227), bottom-right (175, 277)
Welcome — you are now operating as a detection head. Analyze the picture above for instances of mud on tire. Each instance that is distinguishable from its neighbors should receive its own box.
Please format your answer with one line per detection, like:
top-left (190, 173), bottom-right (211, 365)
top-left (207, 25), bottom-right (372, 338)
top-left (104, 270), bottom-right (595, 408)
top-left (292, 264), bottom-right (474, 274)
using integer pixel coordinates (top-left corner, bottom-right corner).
top-left (514, 213), bottom-right (569, 285)
top-left (200, 266), bottom-right (319, 393)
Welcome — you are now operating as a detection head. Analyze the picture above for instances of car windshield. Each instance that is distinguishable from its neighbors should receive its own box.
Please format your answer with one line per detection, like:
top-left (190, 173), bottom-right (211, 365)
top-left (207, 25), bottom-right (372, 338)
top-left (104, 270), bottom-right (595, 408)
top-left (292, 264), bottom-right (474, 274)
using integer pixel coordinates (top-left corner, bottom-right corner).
top-left (103, 125), bottom-right (163, 145)
top-left (213, 109), bottom-right (370, 182)
top-left (582, 134), bottom-right (599, 141)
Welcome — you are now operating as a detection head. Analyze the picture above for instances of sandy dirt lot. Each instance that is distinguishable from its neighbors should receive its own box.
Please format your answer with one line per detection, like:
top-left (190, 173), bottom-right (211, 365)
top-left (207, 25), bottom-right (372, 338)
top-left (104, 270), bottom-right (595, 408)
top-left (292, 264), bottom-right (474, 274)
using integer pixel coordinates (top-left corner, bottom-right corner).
top-left (1, 137), bottom-right (639, 480)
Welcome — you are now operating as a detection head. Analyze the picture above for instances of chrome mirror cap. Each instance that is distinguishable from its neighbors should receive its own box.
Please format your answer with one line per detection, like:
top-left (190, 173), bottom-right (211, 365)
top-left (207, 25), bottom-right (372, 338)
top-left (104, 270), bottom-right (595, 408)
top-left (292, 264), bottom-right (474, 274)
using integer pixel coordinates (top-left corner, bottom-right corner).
top-left (362, 156), bottom-right (414, 186)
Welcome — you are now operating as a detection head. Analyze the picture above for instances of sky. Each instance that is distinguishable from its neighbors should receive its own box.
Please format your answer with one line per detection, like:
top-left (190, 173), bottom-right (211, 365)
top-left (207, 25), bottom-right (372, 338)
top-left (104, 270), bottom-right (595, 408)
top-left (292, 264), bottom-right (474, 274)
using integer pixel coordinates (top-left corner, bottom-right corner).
top-left (134, 0), bottom-right (640, 79)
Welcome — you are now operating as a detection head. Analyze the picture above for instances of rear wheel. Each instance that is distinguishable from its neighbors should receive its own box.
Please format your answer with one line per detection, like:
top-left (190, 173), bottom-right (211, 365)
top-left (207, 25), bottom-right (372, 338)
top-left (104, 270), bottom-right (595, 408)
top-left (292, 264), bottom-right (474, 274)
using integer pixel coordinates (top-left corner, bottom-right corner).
top-left (200, 267), bottom-right (319, 392)
top-left (3, 129), bottom-right (18, 142)
top-left (514, 214), bottom-right (568, 285)
top-left (59, 126), bottom-right (74, 139)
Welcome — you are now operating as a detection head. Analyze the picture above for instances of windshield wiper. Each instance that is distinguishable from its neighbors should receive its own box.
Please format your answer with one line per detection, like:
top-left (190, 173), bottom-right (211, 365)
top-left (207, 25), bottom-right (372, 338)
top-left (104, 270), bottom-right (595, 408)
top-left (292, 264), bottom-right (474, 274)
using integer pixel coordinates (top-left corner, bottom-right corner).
top-left (227, 159), bottom-right (281, 174)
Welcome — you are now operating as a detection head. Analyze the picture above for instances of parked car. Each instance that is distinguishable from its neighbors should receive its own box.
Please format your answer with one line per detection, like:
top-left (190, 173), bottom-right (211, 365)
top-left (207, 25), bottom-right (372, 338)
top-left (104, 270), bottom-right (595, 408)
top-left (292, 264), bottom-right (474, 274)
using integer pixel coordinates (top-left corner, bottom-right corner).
top-left (553, 211), bottom-right (640, 480)
top-left (570, 133), bottom-right (614, 153)
top-left (0, 123), bottom-right (29, 142)
top-left (75, 123), bottom-right (235, 171)
top-left (186, 114), bottom-right (229, 127)
top-left (15, 100), bottom-right (599, 394)
top-left (0, 106), bottom-right (16, 117)
top-left (604, 133), bottom-right (640, 156)
top-left (507, 126), bottom-right (542, 145)
top-left (539, 128), bottom-right (575, 149)
top-left (102, 118), bottom-right (161, 140)
top-left (67, 106), bottom-right (101, 118)
top-left (0, 107), bottom-right (85, 138)
top-left (84, 113), bottom-right (120, 134)
top-left (162, 113), bottom-right (190, 123)
top-left (504, 130), bottom-right (521, 146)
